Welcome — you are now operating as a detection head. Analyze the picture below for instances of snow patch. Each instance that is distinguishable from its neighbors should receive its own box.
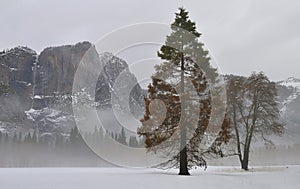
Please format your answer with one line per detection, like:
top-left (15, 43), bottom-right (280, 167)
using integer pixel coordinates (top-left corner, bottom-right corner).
top-left (34, 95), bottom-right (42, 99)
top-left (9, 67), bottom-right (18, 71)
top-left (278, 77), bottom-right (300, 114)
top-left (277, 77), bottom-right (300, 89)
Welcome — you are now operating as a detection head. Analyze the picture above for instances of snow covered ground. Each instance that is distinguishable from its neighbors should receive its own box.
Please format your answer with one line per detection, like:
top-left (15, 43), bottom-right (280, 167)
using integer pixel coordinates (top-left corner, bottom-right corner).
top-left (0, 166), bottom-right (299, 189)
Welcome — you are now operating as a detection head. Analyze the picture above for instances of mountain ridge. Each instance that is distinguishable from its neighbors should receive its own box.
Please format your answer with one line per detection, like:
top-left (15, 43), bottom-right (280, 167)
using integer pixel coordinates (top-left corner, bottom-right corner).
top-left (0, 42), bottom-right (145, 142)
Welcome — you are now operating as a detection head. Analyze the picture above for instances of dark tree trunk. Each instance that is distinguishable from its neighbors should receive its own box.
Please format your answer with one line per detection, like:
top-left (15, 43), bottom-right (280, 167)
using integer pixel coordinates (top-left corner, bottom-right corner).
top-left (241, 158), bottom-right (249, 170)
top-left (179, 146), bottom-right (190, 175)
top-left (241, 142), bottom-right (250, 171)
top-left (179, 53), bottom-right (190, 176)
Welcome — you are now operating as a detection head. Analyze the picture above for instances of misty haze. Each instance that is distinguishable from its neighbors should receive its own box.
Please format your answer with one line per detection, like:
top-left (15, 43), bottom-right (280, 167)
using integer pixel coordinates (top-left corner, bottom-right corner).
top-left (0, 1), bottom-right (300, 189)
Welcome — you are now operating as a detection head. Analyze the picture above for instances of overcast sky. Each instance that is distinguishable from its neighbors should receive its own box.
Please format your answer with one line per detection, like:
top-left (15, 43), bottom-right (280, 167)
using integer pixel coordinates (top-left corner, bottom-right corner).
top-left (1, 0), bottom-right (300, 82)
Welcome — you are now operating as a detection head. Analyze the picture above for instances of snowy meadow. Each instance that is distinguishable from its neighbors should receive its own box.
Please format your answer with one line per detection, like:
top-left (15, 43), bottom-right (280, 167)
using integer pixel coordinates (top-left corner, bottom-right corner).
top-left (1, 166), bottom-right (299, 189)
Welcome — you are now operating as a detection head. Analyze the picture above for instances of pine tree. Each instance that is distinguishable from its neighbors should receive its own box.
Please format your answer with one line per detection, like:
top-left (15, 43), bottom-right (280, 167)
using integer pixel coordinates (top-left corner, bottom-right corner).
top-left (69, 127), bottom-right (74, 146)
top-left (13, 132), bottom-right (18, 144)
top-left (32, 130), bottom-right (38, 144)
top-left (69, 126), bottom-right (85, 149)
top-left (55, 134), bottom-right (64, 149)
top-left (24, 132), bottom-right (32, 144)
top-left (104, 129), bottom-right (110, 141)
top-left (118, 128), bottom-right (127, 145)
top-left (98, 126), bottom-right (104, 142)
top-left (138, 8), bottom-right (230, 175)
top-left (129, 136), bottom-right (139, 147)
top-left (138, 136), bottom-right (145, 148)
top-left (113, 133), bottom-right (117, 141)
top-left (70, 126), bottom-right (79, 146)
top-left (4, 133), bottom-right (9, 144)
top-left (18, 132), bottom-right (22, 144)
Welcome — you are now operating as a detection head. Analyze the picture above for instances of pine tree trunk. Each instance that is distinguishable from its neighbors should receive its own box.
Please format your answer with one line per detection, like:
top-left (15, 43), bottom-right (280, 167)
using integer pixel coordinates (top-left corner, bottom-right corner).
top-left (179, 146), bottom-right (190, 175)
top-left (179, 53), bottom-right (190, 176)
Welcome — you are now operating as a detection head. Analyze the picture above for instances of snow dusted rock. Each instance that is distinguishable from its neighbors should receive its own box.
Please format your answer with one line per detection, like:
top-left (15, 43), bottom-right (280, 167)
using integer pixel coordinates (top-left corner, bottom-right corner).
top-left (96, 52), bottom-right (145, 115)
top-left (24, 107), bottom-right (74, 134)
top-left (0, 46), bottom-right (37, 110)
top-left (0, 42), bottom-right (145, 137)
top-left (276, 77), bottom-right (300, 117)
top-left (277, 77), bottom-right (300, 89)
top-left (35, 43), bottom-right (144, 113)
top-left (276, 77), bottom-right (300, 143)
top-left (36, 41), bottom-right (92, 96)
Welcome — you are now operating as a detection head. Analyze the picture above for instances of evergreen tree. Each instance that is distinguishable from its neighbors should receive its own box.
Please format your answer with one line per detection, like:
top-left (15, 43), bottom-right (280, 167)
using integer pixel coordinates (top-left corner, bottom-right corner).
top-left (13, 132), bottom-right (18, 144)
top-left (109, 132), bottom-right (114, 140)
top-left (4, 133), bottom-right (9, 144)
top-left (129, 136), bottom-right (139, 147)
top-left (32, 130), bottom-right (38, 144)
top-left (114, 133), bottom-right (118, 141)
top-left (92, 126), bottom-right (99, 143)
top-left (69, 126), bottom-right (85, 148)
top-left (104, 129), bottom-right (110, 141)
top-left (138, 8), bottom-right (230, 175)
top-left (98, 126), bottom-right (104, 140)
top-left (138, 136), bottom-right (145, 148)
top-left (55, 134), bottom-right (64, 149)
top-left (25, 132), bottom-right (32, 144)
top-left (118, 128), bottom-right (127, 145)
top-left (18, 132), bottom-right (22, 144)
top-left (38, 135), bottom-right (47, 147)
top-left (70, 127), bottom-right (78, 146)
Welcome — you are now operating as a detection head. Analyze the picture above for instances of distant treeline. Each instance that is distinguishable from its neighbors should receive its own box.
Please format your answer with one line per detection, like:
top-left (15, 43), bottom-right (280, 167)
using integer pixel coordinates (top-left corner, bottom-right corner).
top-left (0, 126), bottom-right (144, 167)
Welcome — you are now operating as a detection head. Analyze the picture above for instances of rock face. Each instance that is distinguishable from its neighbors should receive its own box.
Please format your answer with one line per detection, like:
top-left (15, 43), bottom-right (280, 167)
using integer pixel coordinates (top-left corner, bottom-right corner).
top-left (96, 52), bottom-right (145, 114)
top-left (0, 47), bottom-right (37, 110)
top-left (0, 42), bottom-right (145, 137)
top-left (33, 42), bottom-right (144, 112)
top-left (36, 41), bottom-right (92, 96)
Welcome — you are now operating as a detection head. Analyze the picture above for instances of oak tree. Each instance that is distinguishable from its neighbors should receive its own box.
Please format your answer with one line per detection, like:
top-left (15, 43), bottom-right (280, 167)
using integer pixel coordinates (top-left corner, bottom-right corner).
top-left (227, 72), bottom-right (284, 170)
